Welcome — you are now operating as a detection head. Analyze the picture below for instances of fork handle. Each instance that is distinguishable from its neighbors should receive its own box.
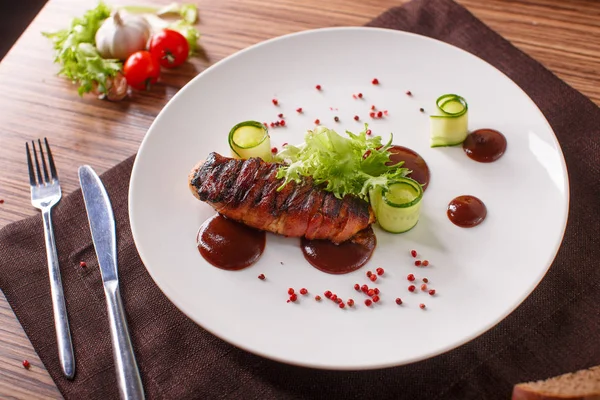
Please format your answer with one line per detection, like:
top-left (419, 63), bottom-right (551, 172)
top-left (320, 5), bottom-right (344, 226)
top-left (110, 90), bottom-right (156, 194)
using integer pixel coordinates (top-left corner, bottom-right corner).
top-left (42, 209), bottom-right (76, 379)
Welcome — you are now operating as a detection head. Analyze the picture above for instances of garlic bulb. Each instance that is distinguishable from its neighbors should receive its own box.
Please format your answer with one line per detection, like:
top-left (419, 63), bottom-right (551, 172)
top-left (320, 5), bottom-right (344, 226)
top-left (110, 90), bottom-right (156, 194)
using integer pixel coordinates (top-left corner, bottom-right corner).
top-left (95, 12), bottom-right (151, 60)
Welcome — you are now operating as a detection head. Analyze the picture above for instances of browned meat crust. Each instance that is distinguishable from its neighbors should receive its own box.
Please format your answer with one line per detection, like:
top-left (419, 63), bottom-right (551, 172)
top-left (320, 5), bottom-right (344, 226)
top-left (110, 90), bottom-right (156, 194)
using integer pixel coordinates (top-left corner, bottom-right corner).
top-left (189, 153), bottom-right (375, 243)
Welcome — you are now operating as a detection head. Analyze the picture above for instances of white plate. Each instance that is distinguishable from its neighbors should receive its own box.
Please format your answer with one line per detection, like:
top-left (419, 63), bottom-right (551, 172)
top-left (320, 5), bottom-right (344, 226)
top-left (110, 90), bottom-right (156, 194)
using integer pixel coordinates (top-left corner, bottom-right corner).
top-left (129, 27), bottom-right (569, 370)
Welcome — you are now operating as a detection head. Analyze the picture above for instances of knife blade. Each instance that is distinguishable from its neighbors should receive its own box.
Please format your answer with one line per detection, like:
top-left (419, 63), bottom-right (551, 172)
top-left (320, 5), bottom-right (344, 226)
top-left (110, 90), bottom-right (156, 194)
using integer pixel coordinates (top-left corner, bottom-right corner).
top-left (79, 165), bottom-right (145, 400)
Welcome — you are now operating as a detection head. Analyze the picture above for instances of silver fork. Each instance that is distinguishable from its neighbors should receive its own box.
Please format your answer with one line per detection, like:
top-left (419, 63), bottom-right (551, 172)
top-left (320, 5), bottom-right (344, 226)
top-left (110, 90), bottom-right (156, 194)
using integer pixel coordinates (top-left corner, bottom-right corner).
top-left (26, 139), bottom-right (75, 380)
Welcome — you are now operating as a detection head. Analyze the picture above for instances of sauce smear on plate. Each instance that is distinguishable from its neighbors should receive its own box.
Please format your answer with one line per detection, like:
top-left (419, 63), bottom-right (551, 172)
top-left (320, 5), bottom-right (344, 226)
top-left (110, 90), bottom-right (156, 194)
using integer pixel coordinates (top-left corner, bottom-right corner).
top-left (387, 145), bottom-right (430, 191)
top-left (301, 227), bottom-right (376, 274)
top-left (197, 214), bottom-right (265, 270)
top-left (447, 195), bottom-right (487, 227)
top-left (462, 129), bottom-right (507, 162)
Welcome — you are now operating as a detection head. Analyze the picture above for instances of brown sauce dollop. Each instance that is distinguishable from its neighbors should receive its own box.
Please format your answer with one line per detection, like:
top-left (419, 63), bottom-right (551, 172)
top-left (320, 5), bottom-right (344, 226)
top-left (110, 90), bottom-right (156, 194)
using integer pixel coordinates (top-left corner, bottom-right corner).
top-left (463, 129), bottom-right (507, 162)
top-left (387, 145), bottom-right (430, 191)
top-left (301, 227), bottom-right (376, 274)
top-left (197, 214), bottom-right (265, 270)
top-left (447, 195), bottom-right (487, 228)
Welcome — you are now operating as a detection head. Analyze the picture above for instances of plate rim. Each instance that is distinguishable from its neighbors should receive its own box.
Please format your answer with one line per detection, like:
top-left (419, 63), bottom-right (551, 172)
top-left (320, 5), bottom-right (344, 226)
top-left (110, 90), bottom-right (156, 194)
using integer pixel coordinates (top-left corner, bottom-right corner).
top-left (128, 26), bottom-right (570, 370)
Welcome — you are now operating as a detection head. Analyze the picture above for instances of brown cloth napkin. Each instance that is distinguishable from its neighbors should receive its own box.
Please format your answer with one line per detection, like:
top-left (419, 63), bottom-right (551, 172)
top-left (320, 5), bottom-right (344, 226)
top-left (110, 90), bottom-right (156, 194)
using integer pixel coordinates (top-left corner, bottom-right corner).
top-left (2, 0), bottom-right (599, 398)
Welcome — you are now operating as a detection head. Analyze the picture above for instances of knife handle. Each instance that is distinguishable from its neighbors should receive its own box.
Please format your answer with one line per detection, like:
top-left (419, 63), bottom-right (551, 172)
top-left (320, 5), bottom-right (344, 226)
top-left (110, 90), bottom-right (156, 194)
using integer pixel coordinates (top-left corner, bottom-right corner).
top-left (104, 281), bottom-right (145, 400)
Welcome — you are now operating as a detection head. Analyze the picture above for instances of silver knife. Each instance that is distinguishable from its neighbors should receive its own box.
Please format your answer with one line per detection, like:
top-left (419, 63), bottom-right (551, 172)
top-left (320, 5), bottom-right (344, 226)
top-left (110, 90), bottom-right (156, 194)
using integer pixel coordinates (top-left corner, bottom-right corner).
top-left (79, 165), bottom-right (145, 400)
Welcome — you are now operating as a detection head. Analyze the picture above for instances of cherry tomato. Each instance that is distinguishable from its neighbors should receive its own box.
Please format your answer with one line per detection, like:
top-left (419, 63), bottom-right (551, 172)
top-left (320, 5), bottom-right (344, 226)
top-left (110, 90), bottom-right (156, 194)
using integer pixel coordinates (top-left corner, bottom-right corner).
top-left (149, 29), bottom-right (189, 68)
top-left (123, 51), bottom-right (160, 91)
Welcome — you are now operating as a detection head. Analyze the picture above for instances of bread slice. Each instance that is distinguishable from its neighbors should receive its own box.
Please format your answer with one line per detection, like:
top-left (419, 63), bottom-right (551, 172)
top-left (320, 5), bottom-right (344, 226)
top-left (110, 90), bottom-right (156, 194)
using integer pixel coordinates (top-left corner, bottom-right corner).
top-left (512, 366), bottom-right (600, 400)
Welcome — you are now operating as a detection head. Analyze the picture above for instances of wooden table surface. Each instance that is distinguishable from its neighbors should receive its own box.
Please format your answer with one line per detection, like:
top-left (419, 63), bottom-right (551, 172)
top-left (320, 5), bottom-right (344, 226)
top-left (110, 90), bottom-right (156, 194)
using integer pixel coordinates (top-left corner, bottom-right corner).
top-left (0, 0), bottom-right (598, 397)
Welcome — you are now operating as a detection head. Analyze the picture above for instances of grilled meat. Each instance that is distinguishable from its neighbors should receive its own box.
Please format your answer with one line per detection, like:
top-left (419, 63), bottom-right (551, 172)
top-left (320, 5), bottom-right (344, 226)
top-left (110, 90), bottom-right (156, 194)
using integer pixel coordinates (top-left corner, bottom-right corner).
top-left (188, 153), bottom-right (375, 243)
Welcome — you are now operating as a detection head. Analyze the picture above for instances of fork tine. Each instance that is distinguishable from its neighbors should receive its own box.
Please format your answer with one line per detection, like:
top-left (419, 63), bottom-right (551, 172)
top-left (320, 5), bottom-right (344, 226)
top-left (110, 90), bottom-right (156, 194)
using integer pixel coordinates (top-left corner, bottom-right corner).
top-left (38, 139), bottom-right (50, 183)
top-left (26, 143), bottom-right (36, 186)
top-left (44, 138), bottom-right (59, 181)
top-left (32, 140), bottom-right (44, 185)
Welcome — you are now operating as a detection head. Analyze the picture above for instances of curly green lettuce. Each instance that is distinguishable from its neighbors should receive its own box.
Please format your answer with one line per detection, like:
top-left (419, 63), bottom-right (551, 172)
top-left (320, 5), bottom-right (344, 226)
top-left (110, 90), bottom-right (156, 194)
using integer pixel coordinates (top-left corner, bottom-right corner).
top-left (43, 2), bottom-right (202, 95)
top-left (276, 125), bottom-right (409, 201)
top-left (42, 2), bottom-right (121, 95)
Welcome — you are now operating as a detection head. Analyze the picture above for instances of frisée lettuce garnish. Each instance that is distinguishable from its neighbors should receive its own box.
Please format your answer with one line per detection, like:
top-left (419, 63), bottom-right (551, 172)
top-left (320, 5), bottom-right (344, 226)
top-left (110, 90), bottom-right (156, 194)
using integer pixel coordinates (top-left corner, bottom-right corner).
top-left (275, 125), bottom-right (410, 202)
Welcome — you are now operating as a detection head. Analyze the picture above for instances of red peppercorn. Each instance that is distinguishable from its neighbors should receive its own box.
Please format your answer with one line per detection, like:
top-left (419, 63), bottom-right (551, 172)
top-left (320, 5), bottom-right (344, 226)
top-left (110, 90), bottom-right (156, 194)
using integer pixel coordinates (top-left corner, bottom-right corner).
top-left (315, 84), bottom-right (322, 90)
top-left (422, 277), bottom-right (429, 283)
top-left (422, 260), bottom-right (429, 267)
top-left (290, 294), bottom-right (298, 302)
top-left (415, 260), bottom-right (422, 266)
top-left (429, 289), bottom-right (436, 296)
top-left (407, 273), bottom-right (415, 281)
top-left (410, 249), bottom-right (417, 257)
top-left (406, 90), bottom-right (412, 96)
top-left (419, 303), bottom-right (426, 309)
top-left (374, 288), bottom-right (380, 295)
top-left (395, 297), bottom-right (403, 305)
top-left (272, 99), bottom-right (278, 105)
top-left (352, 94), bottom-right (357, 99)
top-left (366, 271), bottom-right (372, 277)
top-left (361, 284), bottom-right (368, 292)
top-left (369, 112), bottom-right (375, 118)
top-left (275, 121), bottom-right (280, 127)
top-left (371, 105), bottom-right (376, 110)
top-left (278, 113), bottom-right (283, 118)
top-left (271, 147), bottom-right (278, 154)
top-left (376, 267), bottom-right (384, 275)
top-left (354, 283), bottom-right (360, 291)
top-left (366, 129), bottom-right (372, 135)
top-left (354, 115), bottom-right (359, 121)
top-left (315, 295), bottom-right (322, 301)
top-left (280, 120), bottom-right (286, 126)
top-left (258, 274), bottom-right (265, 280)
top-left (296, 107), bottom-right (303, 113)
top-left (372, 295), bottom-right (380, 303)
top-left (336, 298), bottom-right (342, 304)
top-left (408, 285), bottom-right (416, 292)
top-left (263, 122), bottom-right (268, 127)
top-left (347, 299), bottom-right (354, 307)
top-left (314, 119), bottom-right (320, 125)
top-left (331, 294), bottom-right (338, 302)
top-left (334, 116), bottom-right (339, 122)
top-left (372, 78), bottom-right (379, 85)
top-left (358, 93), bottom-right (363, 98)
top-left (367, 289), bottom-right (375, 297)
top-left (22, 360), bottom-right (30, 369)
top-left (419, 107), bottom-right (424, 112)
top-left (324, 290), bottom-right (332, 298)
top-left (339, 302), bottom-right (345, 309)
top-left (288, 288), bottom-right (295, 295)
top-left (369, 274), bottom-right (377, 282)
top-left (79, 261), bottom-right (87, 268)
top-left (300, 288), bottom-right (308, 295)
top-left (421, 284), bottom-right (428, 291)
top-left (384, 110), bottom-right (388, 115)
top-left (377, 111), bottom-right (383, 118)
top-left (270, 122), bottom-right (275, 128)
top-left (365, 299), bottom-right (372, 306)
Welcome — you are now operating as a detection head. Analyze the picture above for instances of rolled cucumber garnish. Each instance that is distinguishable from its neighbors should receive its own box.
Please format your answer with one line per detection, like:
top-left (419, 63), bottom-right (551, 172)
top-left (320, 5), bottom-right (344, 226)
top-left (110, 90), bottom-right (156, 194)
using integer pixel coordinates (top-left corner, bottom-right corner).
top-left (429, 94), bottom-right (469, 147)
top-left (370, 177), bottom-right (423, 233)
top-left (228, 120), bottom-right (272, 161)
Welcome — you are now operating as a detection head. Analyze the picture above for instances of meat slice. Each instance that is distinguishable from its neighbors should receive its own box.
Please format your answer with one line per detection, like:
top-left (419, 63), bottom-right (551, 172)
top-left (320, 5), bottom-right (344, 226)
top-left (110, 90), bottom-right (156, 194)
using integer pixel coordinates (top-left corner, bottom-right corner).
top-left (189, 153), bottom-right (375, 243)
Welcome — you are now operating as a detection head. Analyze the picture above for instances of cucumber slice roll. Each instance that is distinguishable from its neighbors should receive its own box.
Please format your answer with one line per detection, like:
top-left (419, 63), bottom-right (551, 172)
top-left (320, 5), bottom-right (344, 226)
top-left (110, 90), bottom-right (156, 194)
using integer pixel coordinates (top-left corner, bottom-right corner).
top-left (370, 177), bottom-right (423, 233)
top-left (429, 94), bottom-right (469, 147)
top-left (228, 120), bottom-right (272, 161)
